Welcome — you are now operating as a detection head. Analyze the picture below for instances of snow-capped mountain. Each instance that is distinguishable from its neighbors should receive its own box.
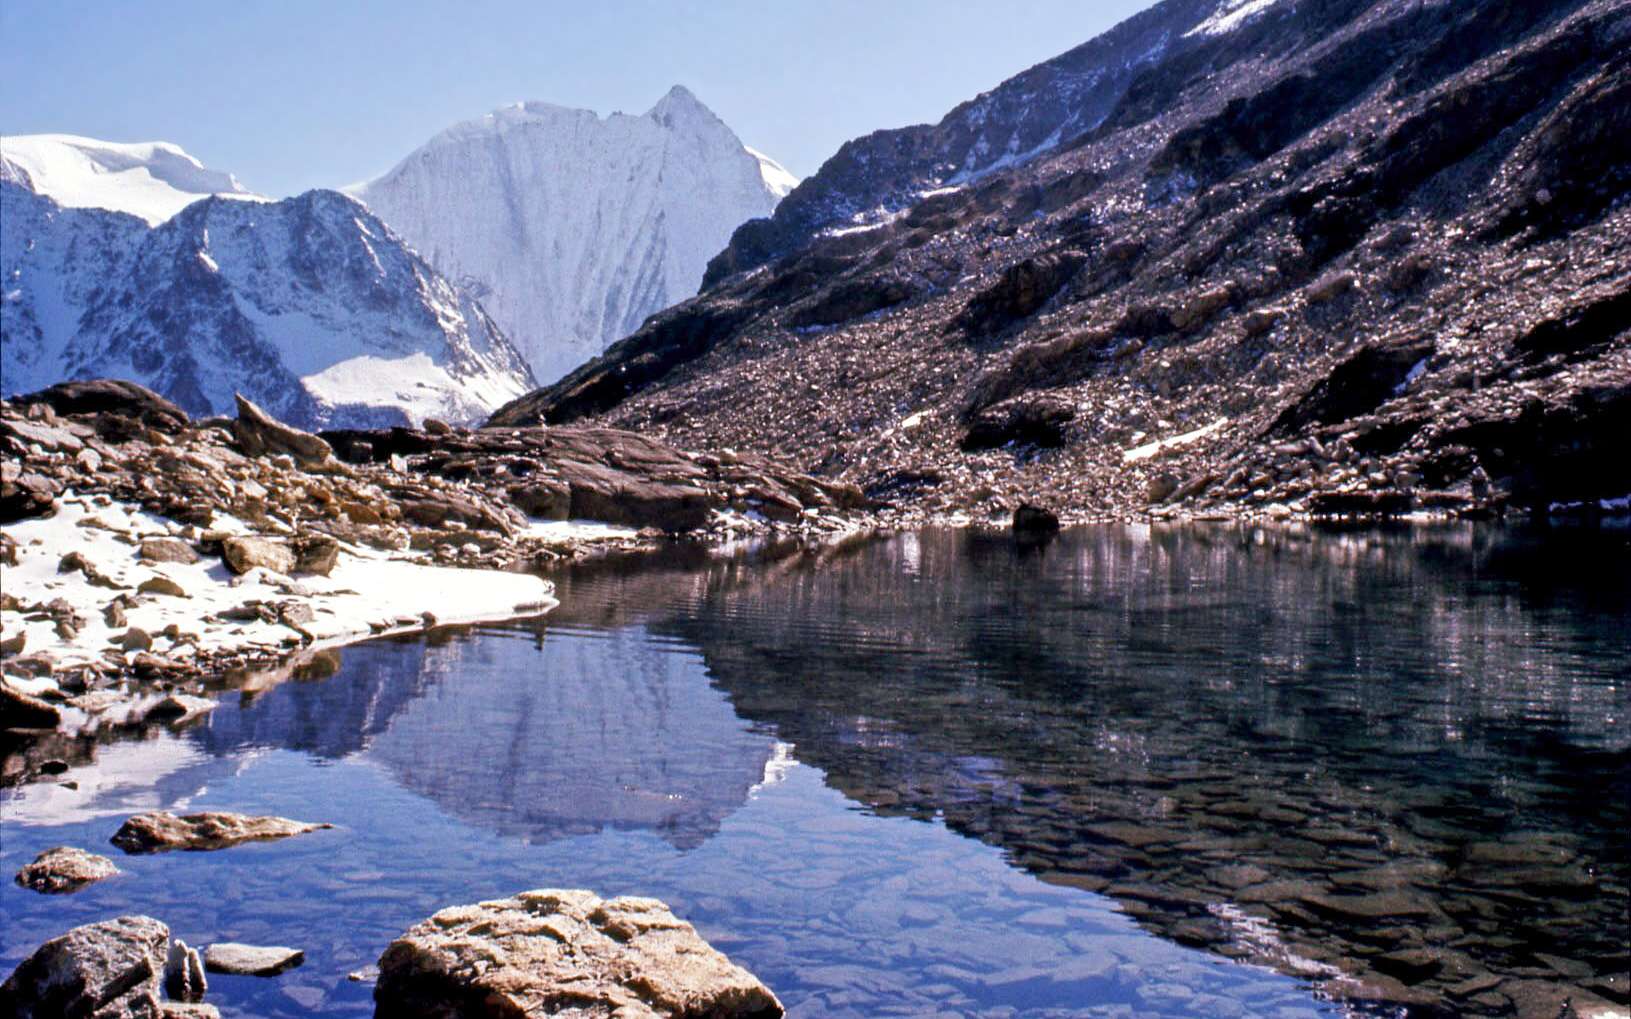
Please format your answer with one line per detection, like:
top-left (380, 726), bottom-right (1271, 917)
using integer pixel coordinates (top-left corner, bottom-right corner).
top-left (0, 133), bottom-right (265, 226)
top-left (349, 86), bottom-right (795, 385)
top-left (2, 136), bottom-right (534, 428)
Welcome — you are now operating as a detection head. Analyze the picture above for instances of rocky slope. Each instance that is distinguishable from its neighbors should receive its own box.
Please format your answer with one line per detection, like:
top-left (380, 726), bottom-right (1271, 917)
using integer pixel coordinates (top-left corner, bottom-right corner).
top-left (350, 86), bottom-right (795, 385)
top-left (494, 0), bottom-right (1631, 524)
top-left (2, 136), bottom-right (535, 429)
top-left (702, 0), bottom-right (1286, 286)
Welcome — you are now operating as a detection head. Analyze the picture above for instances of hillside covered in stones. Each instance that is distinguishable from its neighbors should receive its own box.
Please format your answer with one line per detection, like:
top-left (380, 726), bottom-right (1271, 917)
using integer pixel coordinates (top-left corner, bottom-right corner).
top-left (493, 0), bottom-right (1631, 523)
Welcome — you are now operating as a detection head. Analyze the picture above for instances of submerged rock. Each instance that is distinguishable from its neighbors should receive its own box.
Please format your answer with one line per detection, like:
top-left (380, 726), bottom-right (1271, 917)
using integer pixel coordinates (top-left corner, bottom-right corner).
top-left (202, 943), bottom-right (303, 977)
top-left (14, 846), bottom-right (121, 894)
top-left (110, 810), bottom-right (332, 854)
top-left (0, 915), bottom-right (169, 1019)
top-left (374, 888), bottom-right (783, 1018)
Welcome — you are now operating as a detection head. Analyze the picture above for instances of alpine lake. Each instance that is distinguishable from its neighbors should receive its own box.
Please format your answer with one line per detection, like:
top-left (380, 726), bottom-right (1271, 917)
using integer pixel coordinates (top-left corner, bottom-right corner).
top-left (3, 522), bottom-right (1627, 1018)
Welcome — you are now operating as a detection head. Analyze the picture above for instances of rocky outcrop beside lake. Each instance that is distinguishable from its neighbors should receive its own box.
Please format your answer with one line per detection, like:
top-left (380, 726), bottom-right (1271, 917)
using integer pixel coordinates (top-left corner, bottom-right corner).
top-left (0, 379), bottom-right (869, 757)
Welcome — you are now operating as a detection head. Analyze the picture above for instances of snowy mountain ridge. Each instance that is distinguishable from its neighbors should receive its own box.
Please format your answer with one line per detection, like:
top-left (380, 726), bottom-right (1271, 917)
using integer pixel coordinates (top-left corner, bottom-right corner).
top-left (0, 133), bottom-right (265, 226)
top-left (349, 86), bottom-right (794, 385)
top-left (2, 147), bottom-right (534, 429)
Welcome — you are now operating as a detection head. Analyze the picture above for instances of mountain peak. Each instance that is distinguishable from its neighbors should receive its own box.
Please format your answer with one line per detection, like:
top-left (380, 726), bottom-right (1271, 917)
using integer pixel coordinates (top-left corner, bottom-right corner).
top-left (646, 84), bottom-right (719, 127)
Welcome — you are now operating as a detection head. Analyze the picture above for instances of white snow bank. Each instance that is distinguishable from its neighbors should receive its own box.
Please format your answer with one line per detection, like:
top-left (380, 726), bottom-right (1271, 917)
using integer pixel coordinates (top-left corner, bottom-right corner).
top-left (0, 133), bottom-right (265, 226)
top-left (1122, 418), bottom-right (1228, 462)
top-left (0, 493), bottom-right (556, 681)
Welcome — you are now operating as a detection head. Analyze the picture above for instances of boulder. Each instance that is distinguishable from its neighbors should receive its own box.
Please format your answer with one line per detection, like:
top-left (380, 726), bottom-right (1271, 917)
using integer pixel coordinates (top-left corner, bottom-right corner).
top-left (961, 397), bottom-right (1075, 451)
top-left (290, 534), bottom-right (340, 577)
top-left (14, 379), bottom-right (189, 432)
top-left (136, 577), bottom-right (188, 598)
top-left (374, 889), bottom-right (783, 1019)
top-left (202, 943), bottom-right (302, 977)
top-left (14, 846), bottom-right (121, 894)
top-left (231, 394), bottom-right (333, 464)
top-left (110, 811), bottom-right (332, 854)
top-left (553, 459), bottom-right (714, 532)
top-left (1013, 504), bottom-right (1062, 534)
top-left (138, 539), bottom-right (199, 565)
top-left (163, 940), bottom-right (207, 1003)
top-left (2, 684), bottom-right (62, 730)
top-left (0, 470), bottom-right (58, 523)
top-left (221, 537), bottom-right (296, 576)
top-left (0, 915), bottom-right (170, 1019)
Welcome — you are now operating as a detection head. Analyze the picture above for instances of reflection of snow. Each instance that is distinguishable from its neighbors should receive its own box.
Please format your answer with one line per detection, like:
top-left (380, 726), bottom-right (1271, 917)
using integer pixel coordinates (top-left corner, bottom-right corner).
top-left (749, 742), bottom-right (799, 798)
top-left (1208, 902), bottom-right (1338, 979)
top-left (0, 736), bottom-right (216, 826)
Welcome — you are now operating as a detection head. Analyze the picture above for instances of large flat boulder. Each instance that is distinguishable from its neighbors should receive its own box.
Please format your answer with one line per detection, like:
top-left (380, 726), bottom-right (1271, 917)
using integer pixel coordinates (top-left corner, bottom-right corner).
top-left (374, 888), bottom-right (783, 1019)
top-left (1, 915), bottom-right (170, 1019)
top-left (110, 811), bottom-right (332, 854)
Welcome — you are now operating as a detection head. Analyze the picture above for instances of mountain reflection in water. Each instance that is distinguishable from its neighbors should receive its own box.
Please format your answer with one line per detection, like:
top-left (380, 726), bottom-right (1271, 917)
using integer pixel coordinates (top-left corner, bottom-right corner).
top-left (2, 522), bottom-right (1625, 1018)
top-left (543, 522), bottom-right (1631, 1016)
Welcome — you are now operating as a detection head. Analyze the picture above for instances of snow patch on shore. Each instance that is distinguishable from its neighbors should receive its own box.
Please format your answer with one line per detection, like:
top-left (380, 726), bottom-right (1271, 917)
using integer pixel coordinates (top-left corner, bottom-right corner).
top-left (1, 493), bottom-right (557, 684)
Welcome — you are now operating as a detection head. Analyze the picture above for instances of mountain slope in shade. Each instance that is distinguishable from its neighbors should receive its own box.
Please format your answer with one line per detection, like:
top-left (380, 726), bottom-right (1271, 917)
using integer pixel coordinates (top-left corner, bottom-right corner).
top-left (2, 173), bottom-right (534, 429)
top-left (493, 0), bottom-right (1630, 530)
top-left (349, 86), bottom-right (793, 386)
top-left (0, 133), bottom-right (265, 226)
top-left (702, 0), bottom-right (1264, 287)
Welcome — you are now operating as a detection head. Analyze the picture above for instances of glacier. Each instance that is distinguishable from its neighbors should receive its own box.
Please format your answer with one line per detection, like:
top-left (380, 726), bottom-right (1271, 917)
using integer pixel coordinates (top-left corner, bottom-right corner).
top-left (349, 85), bottom-right (794, 385)
top-left (2, 135), bottom-right (534, 429)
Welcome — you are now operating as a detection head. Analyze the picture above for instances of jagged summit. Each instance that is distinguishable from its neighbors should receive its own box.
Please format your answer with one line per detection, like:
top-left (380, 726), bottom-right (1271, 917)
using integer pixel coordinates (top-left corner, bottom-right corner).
top-left (0, 133), bottom-right (263, 226)
top-left (349, 87), bottom-right (796, 385)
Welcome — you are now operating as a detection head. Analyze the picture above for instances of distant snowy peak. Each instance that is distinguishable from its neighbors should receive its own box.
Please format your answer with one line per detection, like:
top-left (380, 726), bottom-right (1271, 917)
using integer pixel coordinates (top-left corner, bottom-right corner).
top-left (0, 133), bottom-right (264, 226)
top-left (350, 86), bottom-right (796, 385)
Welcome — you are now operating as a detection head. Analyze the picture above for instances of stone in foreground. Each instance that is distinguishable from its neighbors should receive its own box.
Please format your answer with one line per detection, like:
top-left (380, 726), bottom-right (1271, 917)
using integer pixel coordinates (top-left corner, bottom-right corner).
top-left (202, 943), bottom-right (303, 976)
top-left (110, 810), bottom-right (332, 854)
top-left (0, 915), bottom-right (169, 1018)
top-left (374, 888), bottom-right (783, 1018)
top-left (14, 845), bottom-right (121, 894)
top-left (165, 939), bottom-right (207, 1002)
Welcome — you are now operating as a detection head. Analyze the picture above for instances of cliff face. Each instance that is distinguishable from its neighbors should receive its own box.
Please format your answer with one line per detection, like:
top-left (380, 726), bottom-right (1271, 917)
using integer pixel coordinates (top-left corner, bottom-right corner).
top-left (350, 87), bottom-right (794, 386)
top-left (492, 0), bottom-right (1631, 520)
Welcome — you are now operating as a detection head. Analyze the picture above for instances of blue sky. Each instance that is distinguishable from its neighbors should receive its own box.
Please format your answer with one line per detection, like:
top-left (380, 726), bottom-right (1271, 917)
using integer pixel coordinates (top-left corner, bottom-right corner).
top-left (2, 1), bottom-right (1154, 197)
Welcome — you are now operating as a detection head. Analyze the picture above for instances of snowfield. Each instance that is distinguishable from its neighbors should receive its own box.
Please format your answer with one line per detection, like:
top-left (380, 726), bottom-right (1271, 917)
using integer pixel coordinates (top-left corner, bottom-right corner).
top-left (349, 86), bottom-right (795, 386)
top-left (0, 134), bottom-right (265, 226)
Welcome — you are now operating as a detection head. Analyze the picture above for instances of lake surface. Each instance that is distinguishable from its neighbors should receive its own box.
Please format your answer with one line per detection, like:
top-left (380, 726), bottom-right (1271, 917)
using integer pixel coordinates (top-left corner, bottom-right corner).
top-left (3, 523), bottom-right (1628, 1018)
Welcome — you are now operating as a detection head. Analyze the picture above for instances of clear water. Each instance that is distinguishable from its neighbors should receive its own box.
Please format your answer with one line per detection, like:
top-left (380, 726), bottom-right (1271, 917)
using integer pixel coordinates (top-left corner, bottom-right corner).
top-left (3, 523), bottom-right (1627, 1018)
